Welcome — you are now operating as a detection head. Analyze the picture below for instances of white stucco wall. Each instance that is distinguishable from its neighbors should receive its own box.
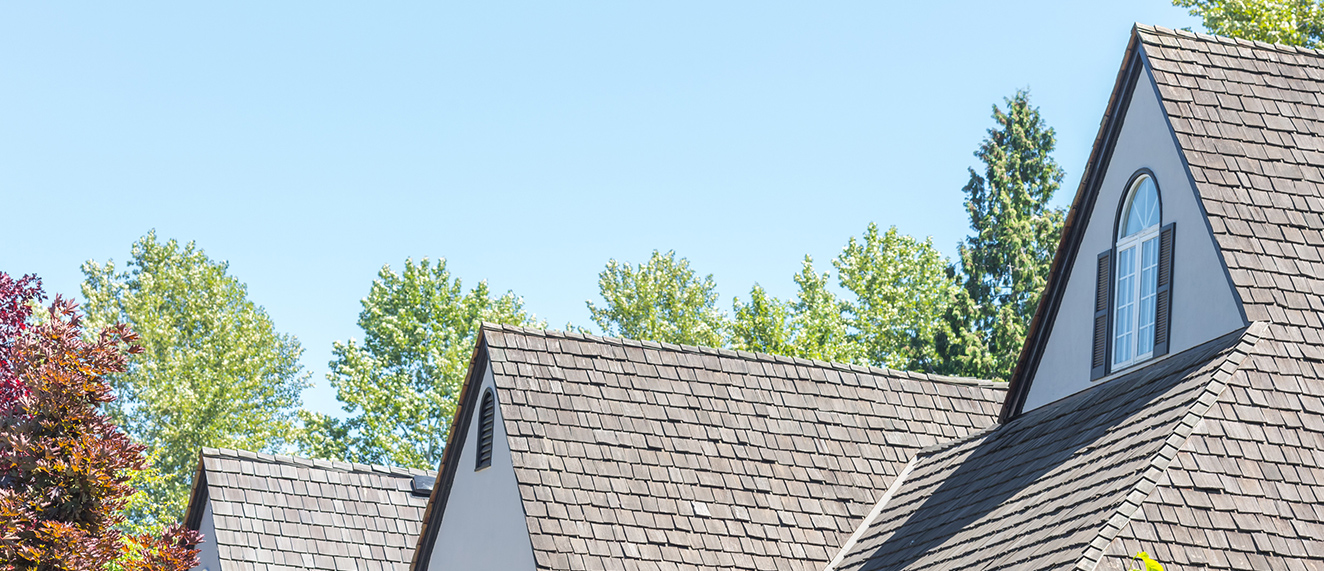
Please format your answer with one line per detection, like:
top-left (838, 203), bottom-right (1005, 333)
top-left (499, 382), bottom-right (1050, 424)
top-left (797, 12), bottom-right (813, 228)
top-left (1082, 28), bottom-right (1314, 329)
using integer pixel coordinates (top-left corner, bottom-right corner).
top-left (192, 501), bottom-right (221, 571)
top-left (427, 364), bottom-right (536, 571)
top-left (1022, 64), bottom-right (1245, 411)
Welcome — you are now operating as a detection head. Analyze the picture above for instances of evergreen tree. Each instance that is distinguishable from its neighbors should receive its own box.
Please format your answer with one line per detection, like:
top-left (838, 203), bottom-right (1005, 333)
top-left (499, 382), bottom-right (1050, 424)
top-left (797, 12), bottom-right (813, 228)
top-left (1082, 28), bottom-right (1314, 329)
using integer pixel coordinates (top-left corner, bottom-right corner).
top-left (940, 90), bottom-right (1065, 381)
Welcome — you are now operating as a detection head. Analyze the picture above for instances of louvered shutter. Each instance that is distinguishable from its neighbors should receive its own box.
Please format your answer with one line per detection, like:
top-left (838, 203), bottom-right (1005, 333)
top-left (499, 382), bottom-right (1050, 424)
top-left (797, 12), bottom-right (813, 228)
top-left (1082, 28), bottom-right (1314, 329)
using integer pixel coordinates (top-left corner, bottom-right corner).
top-left (476, 390), bottom-right (495, 470)
top-left (1091, 250), bottom-right (1112, 380)
top-left (1153, 223), bottom-right (1176, 357)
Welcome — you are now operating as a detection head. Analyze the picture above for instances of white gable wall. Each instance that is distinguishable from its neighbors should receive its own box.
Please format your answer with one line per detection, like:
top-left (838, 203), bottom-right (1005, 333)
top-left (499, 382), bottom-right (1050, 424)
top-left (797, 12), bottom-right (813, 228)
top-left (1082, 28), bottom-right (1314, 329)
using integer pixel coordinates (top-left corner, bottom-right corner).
top-left (427, 363), bottom-right (536, 571)
top-left (191, 501), bottom-right (221, 571)
top-left (1022, 64), bottom-right (1245, 411)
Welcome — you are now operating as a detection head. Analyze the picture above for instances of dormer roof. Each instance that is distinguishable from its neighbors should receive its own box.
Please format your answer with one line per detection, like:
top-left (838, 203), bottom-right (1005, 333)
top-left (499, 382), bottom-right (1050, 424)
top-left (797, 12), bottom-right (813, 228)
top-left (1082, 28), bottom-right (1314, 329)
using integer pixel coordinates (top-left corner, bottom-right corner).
top-left (1006, 23), bottom-right (1324, 420)
top-left (833, 24), bottom-right (1324, 571)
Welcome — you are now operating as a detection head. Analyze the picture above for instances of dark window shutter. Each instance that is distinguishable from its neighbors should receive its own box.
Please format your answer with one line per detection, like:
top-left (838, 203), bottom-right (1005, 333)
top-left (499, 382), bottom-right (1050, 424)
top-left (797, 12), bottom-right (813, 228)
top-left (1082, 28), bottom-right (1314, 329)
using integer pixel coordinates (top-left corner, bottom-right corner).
top-left (476, 389), bottom-right (495, 470)
top-left (1091, 249), bottom-right (1112, 380)
top-left (1153, 223), bottom-right (1176, 357)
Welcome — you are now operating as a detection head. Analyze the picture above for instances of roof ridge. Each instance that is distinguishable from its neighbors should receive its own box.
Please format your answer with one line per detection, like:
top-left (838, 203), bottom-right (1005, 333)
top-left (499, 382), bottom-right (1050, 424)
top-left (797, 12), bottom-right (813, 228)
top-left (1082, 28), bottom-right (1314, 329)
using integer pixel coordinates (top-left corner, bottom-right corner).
top-left (1071, 321), bottom-right (1268, 570)
top-left (1137, 21), bottom-right (1324, 59)
top-left (200, 447), bottom-right (435, 477)
top-left (481, 322), bottom-right (1004, 388)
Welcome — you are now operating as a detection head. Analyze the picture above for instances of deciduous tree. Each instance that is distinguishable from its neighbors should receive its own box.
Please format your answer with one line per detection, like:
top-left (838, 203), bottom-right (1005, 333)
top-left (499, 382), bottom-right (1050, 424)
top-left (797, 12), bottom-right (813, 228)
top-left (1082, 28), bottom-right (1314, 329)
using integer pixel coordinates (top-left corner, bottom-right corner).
top-left (1175, 0), bottom-right (1324, 47)
top-left (731, 284), bottom-right (793, 355)
top-left (835, 223), bottom-right (956, 371)
top-left (81, 232), bottom-right (309, 521)
top-left (587, 250), bottom-right (727, 347)
top-left (0, 274), bottom-right (199, 570)
top-left (297, 258), bottom-right (541, 469)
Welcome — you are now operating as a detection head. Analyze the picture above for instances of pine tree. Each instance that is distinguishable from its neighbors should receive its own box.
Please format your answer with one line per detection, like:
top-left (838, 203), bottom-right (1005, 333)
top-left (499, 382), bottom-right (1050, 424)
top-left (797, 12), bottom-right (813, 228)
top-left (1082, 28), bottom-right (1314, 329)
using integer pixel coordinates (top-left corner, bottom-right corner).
top-left (941, 90), bottom-right (1065, 381)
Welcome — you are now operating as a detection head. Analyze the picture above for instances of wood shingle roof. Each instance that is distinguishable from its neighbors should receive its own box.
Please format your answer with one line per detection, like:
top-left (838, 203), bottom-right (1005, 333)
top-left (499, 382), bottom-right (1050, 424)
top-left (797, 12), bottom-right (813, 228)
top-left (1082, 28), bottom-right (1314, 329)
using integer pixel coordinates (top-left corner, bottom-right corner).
top-left (414, 324), bottom-right (1007, 571)
top-left (189, 447), bottom-right (434, 570)
top-left (836, 24), bottom-right (1324, 571)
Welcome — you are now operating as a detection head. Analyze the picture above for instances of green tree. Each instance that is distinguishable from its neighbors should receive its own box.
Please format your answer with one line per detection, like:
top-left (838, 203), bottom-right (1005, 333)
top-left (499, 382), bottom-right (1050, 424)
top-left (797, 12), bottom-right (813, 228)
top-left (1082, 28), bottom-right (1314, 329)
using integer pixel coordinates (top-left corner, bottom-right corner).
top-left (1, 278), bottom-right (201, 571)
top-left (81, 232), bottom-right (309, 522)
top-left (1176, 0), bottom-right (1324, 47)
top-left (731, 284), bottom-right (793, 355)
top-left (835, 223), bottom-right (956, 371)
top-left (786, 257), bottom-right (859, 363)
top-left (297, 258), bottom-right (541, 470)
top-left (587, 250), bottom-right (727, 347)
top-left (941, 90), bottom-right (1065, 381)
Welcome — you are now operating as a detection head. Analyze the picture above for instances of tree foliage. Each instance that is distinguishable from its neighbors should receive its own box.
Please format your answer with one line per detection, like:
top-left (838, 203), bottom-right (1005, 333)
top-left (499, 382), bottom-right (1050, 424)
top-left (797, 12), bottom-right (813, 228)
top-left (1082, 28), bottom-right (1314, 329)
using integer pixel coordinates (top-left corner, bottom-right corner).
top-left (940, 90), bottom-right (1065, 381)
top-left (731, 284), bottom-right (793, 355)
top-left (297, 258), bottom-right (541, 470)
top-left (587, 250), bottom-right (727, 347)
top-left (787, 257), bottom-right (858, 363)
top-left (81, 232), bottom-right (309, 521)
top-left (0, 274), bottom-right (199, 571)
top-left (1176, 0), bottom-right (1324, 47)
top-left (836, 224), bottom-right (956, 371)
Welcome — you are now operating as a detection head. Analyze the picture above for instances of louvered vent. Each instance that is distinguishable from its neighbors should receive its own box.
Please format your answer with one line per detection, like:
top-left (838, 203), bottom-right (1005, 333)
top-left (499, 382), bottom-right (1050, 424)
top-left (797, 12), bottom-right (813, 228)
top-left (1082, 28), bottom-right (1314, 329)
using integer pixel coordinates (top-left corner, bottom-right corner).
top-left (476, 389), bottom-right (495, 471)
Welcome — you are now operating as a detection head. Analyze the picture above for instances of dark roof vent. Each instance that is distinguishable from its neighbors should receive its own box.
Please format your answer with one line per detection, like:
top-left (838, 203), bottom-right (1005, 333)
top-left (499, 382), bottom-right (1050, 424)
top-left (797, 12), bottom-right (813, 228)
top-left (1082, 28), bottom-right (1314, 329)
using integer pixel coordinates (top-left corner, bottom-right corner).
top-left (411, 474), bottom-right (436, 497)
top-left (476, 389), bottom-right (495, 470)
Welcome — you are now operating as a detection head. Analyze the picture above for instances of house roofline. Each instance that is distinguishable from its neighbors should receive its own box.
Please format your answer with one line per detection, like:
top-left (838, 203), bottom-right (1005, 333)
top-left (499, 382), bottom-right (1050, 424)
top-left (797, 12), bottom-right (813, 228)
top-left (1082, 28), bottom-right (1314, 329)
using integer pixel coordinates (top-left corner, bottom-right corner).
top-left (1001, 26), bottom-right (1147, 423)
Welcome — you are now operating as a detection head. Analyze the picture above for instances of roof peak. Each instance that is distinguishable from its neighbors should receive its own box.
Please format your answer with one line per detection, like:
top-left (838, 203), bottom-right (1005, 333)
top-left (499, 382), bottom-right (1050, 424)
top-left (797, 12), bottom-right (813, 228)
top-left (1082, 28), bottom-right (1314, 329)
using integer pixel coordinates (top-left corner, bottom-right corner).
top-left (199, 447), bottom-right (433, 478)
top-left (478, 321), bottom-right (1004, 389)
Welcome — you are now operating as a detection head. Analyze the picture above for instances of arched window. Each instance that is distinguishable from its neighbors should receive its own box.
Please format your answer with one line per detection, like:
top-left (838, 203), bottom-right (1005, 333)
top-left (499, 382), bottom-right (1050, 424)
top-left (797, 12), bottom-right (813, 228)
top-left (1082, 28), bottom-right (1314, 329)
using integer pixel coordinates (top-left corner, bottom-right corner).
top-left (1113, 175), bottom-right (1162, 367)
top-left (1091, 172), bottom-right (1175, 380)
top-left (476, 389), bottom-right (495, 471)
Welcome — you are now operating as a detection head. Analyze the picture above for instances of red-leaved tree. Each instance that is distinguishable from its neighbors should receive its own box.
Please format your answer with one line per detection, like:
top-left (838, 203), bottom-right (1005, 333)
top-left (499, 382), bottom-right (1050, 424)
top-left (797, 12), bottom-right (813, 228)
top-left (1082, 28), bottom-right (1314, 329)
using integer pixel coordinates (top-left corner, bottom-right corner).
top-left (0, 273), bottom-right (43, 410)
top-left (0, 273), bottom-right (200, 571)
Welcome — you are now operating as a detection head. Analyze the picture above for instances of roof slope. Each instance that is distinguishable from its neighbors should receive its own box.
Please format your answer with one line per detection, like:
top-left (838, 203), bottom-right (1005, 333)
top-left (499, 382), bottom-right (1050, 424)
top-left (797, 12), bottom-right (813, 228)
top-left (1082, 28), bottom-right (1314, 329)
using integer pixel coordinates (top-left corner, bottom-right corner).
top-left (188, 448), bottom-right (434, 570)
top-left (1095, 25), bottom-right (1324, 570)
top-left (843, 25), bottom-right (1324, 571)
top-left (830, 325), bottom-right (1263, 571)
top-left (418, 324), bottom-right (1006, 571)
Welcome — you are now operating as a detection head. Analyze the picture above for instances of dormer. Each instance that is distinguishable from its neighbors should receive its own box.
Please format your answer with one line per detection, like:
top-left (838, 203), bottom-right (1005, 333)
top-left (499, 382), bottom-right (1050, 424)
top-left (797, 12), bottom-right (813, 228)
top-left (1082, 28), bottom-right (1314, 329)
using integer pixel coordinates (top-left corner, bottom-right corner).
top-left (1002, 28), bottom-right (1248, 418)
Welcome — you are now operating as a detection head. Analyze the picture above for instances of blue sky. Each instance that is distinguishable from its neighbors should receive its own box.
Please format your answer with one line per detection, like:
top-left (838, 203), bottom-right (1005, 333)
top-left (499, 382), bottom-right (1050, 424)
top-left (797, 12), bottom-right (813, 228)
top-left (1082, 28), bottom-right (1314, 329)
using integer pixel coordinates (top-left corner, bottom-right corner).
top-left (1, 2), bottom-right (1201, 417)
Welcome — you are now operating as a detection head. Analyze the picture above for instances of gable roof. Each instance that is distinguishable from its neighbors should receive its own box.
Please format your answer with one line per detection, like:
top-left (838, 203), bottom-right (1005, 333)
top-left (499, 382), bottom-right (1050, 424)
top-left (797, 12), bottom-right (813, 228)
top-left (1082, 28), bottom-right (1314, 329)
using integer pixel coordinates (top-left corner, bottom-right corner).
top-left (1101, 24), bottom-right (1324, 570)
top-left (413, 324), bottom-right (1007, 571)
top-left (1006, 23), bottom-right (1324, 420)
top-left (185, 447), bottom-right (434, 570)
top-left (839, 24), bottom-right (1324, 571)
top-left (830, 324), bottom-right (1265, 571)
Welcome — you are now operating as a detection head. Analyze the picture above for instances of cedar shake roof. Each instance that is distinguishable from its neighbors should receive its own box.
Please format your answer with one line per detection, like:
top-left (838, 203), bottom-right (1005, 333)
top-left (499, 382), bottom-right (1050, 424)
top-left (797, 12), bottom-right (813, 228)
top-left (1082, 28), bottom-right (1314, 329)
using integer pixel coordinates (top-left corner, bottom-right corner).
top-left (830, 324), bottom-right (1265, 571)
top-left (185, 448), bottom-right (434, 570)
top-left (839, 25), bottom-right (1324, 571)
top-left (413, 324), bottom-right (1007, 571)
top-left (1106, 24), bottom-right (1324, 570)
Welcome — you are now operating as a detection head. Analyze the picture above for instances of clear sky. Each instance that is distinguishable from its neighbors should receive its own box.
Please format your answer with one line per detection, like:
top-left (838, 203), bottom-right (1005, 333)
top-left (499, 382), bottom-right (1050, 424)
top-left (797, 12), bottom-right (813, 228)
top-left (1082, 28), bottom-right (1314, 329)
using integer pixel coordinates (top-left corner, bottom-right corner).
top-left (1, 2), bottom-right (1202, 417)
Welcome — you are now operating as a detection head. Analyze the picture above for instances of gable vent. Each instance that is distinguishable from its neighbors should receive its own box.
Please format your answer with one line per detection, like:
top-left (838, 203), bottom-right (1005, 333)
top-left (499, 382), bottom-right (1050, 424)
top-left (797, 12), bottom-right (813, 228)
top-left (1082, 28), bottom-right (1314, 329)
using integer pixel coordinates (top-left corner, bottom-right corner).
top-left (476, 389), bottom-right (495, 471)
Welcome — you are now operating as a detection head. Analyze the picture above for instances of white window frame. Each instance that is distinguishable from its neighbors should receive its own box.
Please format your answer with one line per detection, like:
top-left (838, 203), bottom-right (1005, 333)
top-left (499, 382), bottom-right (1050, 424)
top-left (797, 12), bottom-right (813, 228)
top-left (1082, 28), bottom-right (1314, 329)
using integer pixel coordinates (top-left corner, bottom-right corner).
top-left (1112, 174), bottom-right (1161, 370)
